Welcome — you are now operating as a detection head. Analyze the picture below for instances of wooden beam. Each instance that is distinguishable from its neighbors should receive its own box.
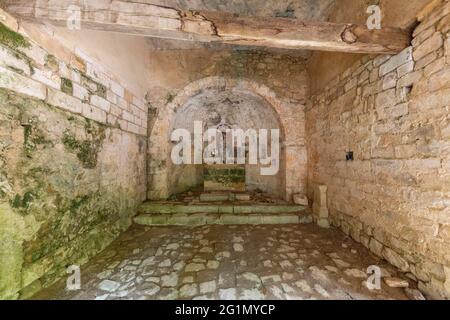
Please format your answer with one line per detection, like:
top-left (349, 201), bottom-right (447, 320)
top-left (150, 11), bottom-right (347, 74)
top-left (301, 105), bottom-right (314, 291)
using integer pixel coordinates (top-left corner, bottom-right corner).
top-left (2, 0), bottom-right (411, 54)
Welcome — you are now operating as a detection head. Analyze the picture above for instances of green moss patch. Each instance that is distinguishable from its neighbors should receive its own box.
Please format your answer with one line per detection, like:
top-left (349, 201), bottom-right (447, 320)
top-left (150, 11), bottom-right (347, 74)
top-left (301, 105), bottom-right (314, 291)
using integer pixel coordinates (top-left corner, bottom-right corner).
top-left (166, 93), bottom-right (175, 103)
top-left (10, 191), bottom-right (35, 210)
top-left (80, 74), bottom-right (107, 98)
top-left (0, 22), bottom-right (30, 50)
top-left (60, 78), bottom-right (73, 95)
top-left (204, 167), bottom-right (245, 185)
top-left (45, 54), bottom-right (59, 72)
top-left (62, 121), bottom-right (105, 169)
top-left (23, 122), bottom-right (53, 158)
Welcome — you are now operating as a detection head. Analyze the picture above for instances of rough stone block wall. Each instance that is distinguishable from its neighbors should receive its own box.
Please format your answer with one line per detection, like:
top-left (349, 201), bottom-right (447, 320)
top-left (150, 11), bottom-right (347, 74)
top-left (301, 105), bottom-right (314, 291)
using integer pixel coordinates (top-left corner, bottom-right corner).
top-left (307, 2), bottom-right (450, 299)
top-left (0, 10), bottom-right (147, 299)
top-left (146, 50), bottom-right (309, 201)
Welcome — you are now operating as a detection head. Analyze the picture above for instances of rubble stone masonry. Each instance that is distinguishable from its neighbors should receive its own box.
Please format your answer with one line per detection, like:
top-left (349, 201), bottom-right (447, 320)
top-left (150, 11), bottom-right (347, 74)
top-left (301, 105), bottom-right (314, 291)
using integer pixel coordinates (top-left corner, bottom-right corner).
top-left (307, 2), bottom-right (450, 299)
top-left (0, 9), bottom-right (147, 299)
top-left (146, 50), bottom-right (309, 201)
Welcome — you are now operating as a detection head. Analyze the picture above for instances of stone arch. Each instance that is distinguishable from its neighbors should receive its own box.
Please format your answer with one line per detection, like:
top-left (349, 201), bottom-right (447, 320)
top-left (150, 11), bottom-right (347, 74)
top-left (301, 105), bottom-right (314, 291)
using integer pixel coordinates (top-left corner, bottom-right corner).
top-left (147, 77), bottom-right (307, 201)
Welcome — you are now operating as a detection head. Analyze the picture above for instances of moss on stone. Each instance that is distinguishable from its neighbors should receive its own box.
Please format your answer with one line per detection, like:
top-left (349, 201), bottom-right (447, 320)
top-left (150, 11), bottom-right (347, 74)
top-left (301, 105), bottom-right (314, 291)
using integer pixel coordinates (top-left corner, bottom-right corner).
top-left (61, 78), bottom-right (73, 95)
top-left (0, 87), bottom-right (140, 298)
top-left (62, 121), bottom-right (105, 169)
top-left (77, 140), bottom-right (100, 169)
top-left (0, 22), bottom-right (30, 50)
top-left (44, 54), bottom-right (58, 72)
top-left (96, 83), bottom-right (107, 98)
top-left (80, 73), bottom-right (107, 98)
top-left (0, 203), bottom-right (27, 299)
top-left (166, 93), bottom-right (175, 103)
top-left (10, 191), bottom-right (35, 210)
top-left (22, 118), bottom-right (53, 158)
top-left (0, 28), bottom-right (35, 75)
top-left (61, 131), bottom-right (78, 150)
top-left (204, 167), bottom-right (245, 186)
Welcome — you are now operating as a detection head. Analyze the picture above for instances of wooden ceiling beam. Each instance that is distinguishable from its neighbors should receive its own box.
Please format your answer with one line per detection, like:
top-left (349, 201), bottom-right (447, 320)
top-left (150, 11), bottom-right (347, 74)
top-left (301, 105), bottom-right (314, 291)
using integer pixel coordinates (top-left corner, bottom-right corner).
top-left (3, 0), bottom-right (411, 54)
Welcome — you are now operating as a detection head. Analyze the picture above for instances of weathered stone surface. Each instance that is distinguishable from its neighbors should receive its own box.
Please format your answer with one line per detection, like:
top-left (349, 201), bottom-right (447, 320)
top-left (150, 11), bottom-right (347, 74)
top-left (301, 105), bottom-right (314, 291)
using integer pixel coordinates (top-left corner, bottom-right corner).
top-left (31, 224), bottom-right (420, 300)
top-left (380, 47), bottom-right (413, 76)
top-left (369, 238), bottom-right (384, 256)
top-left (413, 33), bottom-right (443, 61)
top-left (0, 66), bottom-right (46, 100)
top-left (147, 52), bottom-right (309, 201)
top-left (293, 194), bottom-right (309, 206)
top-left (99, 280), bottom-right (121, 292)
top-left (1, 0), bottom-right (449, 302)
top-left (384, 277), bottom-right (409, 288)
top-left (199, 193), bottom-right (230, 202)
top-left (0, 87), bottom-right (146, 298)
top-left (404, 288), bottom-right (426, 300)
top-left (307, 6), bottom-right (450, 299)
top-left (312, 185), bottom-right (329, 228)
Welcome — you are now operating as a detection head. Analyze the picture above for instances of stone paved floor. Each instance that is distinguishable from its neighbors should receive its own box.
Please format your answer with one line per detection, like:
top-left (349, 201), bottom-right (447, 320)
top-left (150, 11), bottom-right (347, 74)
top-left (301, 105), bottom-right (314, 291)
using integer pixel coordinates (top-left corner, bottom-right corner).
top-left (33, 224), bottom-right (420, 300)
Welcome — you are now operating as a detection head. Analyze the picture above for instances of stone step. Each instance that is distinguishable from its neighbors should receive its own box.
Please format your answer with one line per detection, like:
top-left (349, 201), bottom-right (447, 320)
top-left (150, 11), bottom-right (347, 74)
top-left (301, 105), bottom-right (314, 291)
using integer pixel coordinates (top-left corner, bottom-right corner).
top-left (199, 192), bottom-right (252, 202)
top-left (134, 212), bottom-right (313, 226)
top-left (138, 202), bottom-right (306, 215)
top-left (199, 193), bottom-right (230, 202)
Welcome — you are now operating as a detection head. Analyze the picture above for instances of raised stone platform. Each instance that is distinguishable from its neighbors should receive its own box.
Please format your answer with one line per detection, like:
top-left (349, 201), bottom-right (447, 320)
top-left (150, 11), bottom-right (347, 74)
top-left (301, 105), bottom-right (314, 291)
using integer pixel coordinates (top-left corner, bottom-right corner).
top-left (199, 192), bottom-right (252, 202)
top-left (134, 201), bottom-right (310, 226)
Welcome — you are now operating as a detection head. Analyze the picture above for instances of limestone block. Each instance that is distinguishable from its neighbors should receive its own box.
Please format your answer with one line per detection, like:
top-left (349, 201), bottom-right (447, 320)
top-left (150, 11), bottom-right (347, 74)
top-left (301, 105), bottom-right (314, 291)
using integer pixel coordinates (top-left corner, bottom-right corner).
top-left (424, 57), bottom-right (446, 77)
top-left (413, 33), bottom-right (443, 61)
top-left (122, 110), bottom-right (134, 122)
top-left (317, 218), bottom-right (330, 229)
top-left (0, 66), bottom-right (46, 100)
top-left (167, 213), bottom-right (190, 225)
top-left (47, 87), bottom-right (82, 114)
top-left (127, 122), bottom-right (140, 135)
top-left (247, 215), bottom-right (262, 224)
top-left (382, 71), bottom-right (397, 90)
top-left (313, 185), bottom-right (328, 217)
top-left (235, 193), bottom-right (251, 201)
top-left (220, 215), bottom-right (249, 225)
top-left (73, 83), bottom-right (89, 101)
top-left (110, 80), bottom-right (124, 98)
top-left (106, 90), bottom-right (118, 104)
top-left (293, 194), bottom-right (309, 206)
top-left (428, 66), bottom-right (450, 92)
top-left (199, 193), bottom-right (229, 202)
top-left (397, 71), bottom-right (423, 88)
top-left (382, 247), bottom-right (410, 272)
top-left (375, 88), bottom-right (396, 108)
top-left (31, 68), bottom-right (61, 89)
top-left (132, 96), bottom-right (146, 110)
top-left (369, 238), bottom-right (384, 256)
top-left (312, 185), bottom-right (329, 229)
top-left (415, 51), bottom-right (438, 70)
top-left (444, 266), bottom-right (450, 297)
top-left (81, 104), bottom-right (107, 124)
top-left (379, 47), bottom-right (412, 76)
top-left (0, 45), bottom-right (32, 75)
top-left (0, 7), bottom-right (19, 31)
top-left (397, 61), bottom-right (414, 78)
top-left (90, 95), bottom-right (110, 112)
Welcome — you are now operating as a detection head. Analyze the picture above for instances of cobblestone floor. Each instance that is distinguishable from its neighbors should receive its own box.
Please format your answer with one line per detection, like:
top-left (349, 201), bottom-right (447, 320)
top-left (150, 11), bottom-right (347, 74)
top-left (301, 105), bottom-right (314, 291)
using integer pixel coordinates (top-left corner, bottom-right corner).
top-left (33, 224), bottom-right (422, 300)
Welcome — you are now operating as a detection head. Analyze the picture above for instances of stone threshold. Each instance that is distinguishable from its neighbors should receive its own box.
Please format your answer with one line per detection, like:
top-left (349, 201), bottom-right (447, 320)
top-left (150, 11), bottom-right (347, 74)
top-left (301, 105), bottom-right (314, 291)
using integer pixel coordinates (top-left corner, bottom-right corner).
top-left (134, 212), bottom-right (312, 226)
top-left (138, 202), bottom-right (307, 215)
top-left (135, 201), bottom-right (310, 226)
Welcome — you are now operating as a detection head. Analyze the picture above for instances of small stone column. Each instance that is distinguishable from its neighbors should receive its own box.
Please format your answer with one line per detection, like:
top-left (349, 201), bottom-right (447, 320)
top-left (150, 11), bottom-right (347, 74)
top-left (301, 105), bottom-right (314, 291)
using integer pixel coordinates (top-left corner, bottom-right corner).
top-left (313, 185), bottom-right (329, 228)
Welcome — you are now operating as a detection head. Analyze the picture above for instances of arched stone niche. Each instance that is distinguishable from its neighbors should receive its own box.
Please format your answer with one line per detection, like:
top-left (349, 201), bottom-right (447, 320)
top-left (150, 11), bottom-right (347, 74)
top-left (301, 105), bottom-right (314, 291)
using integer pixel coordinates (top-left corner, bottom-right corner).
top-left (147, 77), bottom-right (306, 201)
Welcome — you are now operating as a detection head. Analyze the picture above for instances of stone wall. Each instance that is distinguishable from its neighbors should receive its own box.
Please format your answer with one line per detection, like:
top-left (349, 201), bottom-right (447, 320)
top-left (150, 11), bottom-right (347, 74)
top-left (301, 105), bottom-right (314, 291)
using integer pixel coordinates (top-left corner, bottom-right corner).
top-left (0, 9), bottom-right (147, 299)
top-left (169, 88), bottom-right (285, 198)
top-left (307, 1), bottom-right (450, 299)
top-left (308, 0), bottom-right (429, 94)
top-left (147, 49), bottom-right (309, 201)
